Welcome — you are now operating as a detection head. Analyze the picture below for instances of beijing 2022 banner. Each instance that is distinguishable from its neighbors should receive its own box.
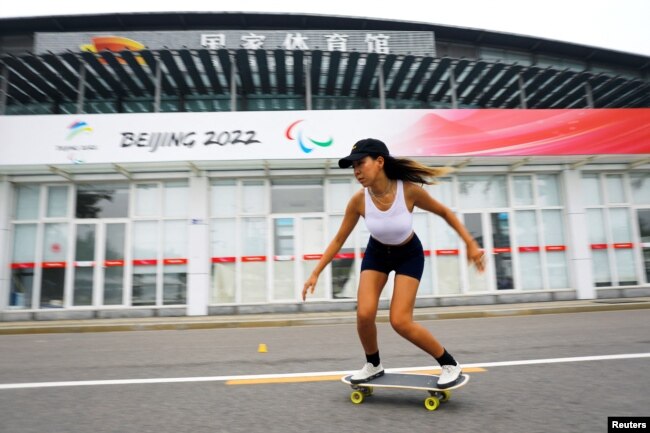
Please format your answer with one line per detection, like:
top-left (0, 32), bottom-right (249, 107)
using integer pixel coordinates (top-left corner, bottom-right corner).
top-left (0, 109), bottom-right (648, 166)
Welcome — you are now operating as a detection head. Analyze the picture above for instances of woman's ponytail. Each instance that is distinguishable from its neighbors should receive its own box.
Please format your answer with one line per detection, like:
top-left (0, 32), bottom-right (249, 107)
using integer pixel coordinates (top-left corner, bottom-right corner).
top-left (382, 156), bottom-right (454, 185)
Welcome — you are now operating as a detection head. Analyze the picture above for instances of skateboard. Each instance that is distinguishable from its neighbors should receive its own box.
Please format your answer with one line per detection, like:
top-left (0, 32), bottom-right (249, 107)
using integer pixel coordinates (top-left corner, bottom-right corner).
top-left (341, 372), bottom-right (470, 411)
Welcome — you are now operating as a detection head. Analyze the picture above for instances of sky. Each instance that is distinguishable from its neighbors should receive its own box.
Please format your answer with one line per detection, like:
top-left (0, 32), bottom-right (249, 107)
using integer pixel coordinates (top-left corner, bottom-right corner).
top-left (1, 0), bottom-right (649, 56)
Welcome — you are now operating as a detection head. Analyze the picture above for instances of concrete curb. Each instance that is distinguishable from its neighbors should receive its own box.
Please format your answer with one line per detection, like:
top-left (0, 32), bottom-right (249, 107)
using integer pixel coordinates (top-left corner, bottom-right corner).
top-left (1, 299), bottom-right (649, 335)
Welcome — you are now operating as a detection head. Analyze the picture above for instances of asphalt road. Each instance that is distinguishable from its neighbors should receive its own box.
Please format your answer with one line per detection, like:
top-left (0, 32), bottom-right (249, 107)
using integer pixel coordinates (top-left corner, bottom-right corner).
top-left (1, 310), bottom-right (648, 433)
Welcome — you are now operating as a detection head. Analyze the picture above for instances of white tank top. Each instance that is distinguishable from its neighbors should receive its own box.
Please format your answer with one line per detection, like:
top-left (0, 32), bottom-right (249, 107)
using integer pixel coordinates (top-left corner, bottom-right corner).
top-left (364, 180), bottom-right (414, 245)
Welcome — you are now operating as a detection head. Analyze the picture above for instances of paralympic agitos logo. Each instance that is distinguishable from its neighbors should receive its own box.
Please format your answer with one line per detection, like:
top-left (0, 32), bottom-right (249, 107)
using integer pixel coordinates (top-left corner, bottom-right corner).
top-left (285, 120), bottom-right (334, 154)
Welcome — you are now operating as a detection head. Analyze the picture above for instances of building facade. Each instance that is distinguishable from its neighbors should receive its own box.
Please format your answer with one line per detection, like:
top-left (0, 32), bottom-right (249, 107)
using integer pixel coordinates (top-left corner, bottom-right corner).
top-left (0, 13), bottom-right (648, 320)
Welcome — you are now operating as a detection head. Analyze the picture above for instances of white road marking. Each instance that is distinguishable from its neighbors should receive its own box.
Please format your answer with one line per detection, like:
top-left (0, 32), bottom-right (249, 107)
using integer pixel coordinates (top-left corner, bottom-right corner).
top-left (1, 352), bottom-right (648, 391)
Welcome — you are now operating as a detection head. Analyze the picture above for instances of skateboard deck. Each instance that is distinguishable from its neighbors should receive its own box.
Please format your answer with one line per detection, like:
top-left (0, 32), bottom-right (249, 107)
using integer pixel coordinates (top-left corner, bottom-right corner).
top-left (341, 372), bottom-right (470, 411)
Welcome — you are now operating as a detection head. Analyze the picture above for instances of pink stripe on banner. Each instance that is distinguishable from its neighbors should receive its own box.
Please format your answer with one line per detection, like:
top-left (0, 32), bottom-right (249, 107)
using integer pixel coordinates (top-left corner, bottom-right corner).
top-left (393, 109), bottom-right (650, 157)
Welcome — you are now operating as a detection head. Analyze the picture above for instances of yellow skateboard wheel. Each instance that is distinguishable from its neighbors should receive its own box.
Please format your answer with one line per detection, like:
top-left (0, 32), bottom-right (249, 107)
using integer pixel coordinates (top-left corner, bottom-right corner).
top-left (424, 396), bottom-right (440, 411)
top-left (440, 390), bottom-right (452, 402)
top-left (350, 391), bottom-right (365, 404)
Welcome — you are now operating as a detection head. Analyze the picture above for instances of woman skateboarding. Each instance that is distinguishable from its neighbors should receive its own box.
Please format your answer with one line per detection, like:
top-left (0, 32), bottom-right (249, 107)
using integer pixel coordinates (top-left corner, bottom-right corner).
top-left (302, 138), bottom-right (485, 388)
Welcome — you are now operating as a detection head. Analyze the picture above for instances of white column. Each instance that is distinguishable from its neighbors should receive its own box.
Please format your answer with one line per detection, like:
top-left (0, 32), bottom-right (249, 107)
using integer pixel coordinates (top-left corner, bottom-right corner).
top-left (562, 169), bottom-right (595, 299)
top-left (0, 179), bottom-right (11, 310)
top-left (187, 175), bottom-right (210, 316)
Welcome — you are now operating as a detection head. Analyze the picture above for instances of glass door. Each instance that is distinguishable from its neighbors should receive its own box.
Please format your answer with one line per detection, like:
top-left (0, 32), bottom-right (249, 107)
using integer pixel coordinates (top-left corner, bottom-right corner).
top-left (103, 222), bottom-right (127, 305)
top-left (637, 209), bottom-right (650, 284)
top-left (72, 221), bottom-right (128, 307)
top-left (491, 211), bottom-right (514, 290)
top-left (272, 217), bottom-right (295, 301)
top-left (301, 217), bottom-right (326, 299)
top-left (463, 213), bottom-right (491, 292)
top-left (460, 211), bottom-right (514, 292)
top-left (271, 216), bottom-right (326, 301)
top-left (73, 223), bottom-right (97, 306)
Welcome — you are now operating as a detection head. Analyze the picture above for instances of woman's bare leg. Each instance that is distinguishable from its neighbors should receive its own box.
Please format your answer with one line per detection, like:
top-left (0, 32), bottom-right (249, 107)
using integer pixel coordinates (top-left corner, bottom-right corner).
top-left (389, 274), bottom-right (445, 358)
top-left (356, 270), bottom-right (388, 355)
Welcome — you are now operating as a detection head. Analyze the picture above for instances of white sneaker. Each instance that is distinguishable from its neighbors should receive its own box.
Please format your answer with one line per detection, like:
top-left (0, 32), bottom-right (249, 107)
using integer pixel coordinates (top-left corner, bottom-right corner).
top-left (437, 364), bottom-right (462, 388)
top-left (350, 362), bottom-right (384, 384)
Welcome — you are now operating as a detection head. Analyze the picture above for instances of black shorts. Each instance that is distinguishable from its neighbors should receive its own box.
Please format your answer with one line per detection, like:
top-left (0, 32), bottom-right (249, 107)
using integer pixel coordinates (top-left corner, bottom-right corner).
top-left (360, 234), bottom-right (425, 281)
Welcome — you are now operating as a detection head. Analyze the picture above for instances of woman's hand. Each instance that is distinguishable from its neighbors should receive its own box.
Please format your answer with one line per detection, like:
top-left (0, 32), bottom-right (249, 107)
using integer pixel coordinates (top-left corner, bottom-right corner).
top-left (302, 274), bottom-right (319, 301)
top-left (467, 242), bottom-right (486, 273)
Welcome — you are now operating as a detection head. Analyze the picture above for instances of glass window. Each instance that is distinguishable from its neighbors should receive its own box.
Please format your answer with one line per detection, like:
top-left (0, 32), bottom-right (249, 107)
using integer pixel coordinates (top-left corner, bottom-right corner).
top-left (491, 212), bottom-right (514, 290)
top-left (434, 217), bottom-right (461, 295)
top-left (609, 208), bottom-right (637, 285)
top-left (47, 186), bottom-right (68, 218)
top-left (104, 223), bottom-right (126, 305)
top-left (242, 181), bottom-right (266, 214)
top-left (586, 209), bottom-right (607, 244)
top-left (43, 223), bottom-right (68, 262)
top-left (463, 212), bottom-right (488, 291)
top-left (211, 180), bottom-right (237, 217)
top-left (163, 220), bottom-right (187, 258)
top-left (537, 175), bottom-right (561, 206)
top-left (163, 220), bottom-right (187, 305)
top-left (515, 211), bottom-right (542, 290)
top-left (329, 215), bottom-right (357, 299)
top-left (637, 209), bottom-right (650, 283)
top-left (12, 224), bottom-right (38, 262)
top-left (586, 209), bottom-right (610, 286)
top-left (609, 208), bottom-right (632, 243)
top-left (541, 210), bottom-right (568, 289)
top-left (271, 179), bottom-right (324, 213)
top-left (302, 217), bottom-right (326, 299)
top-left (513, 176), bottom-right (534, 206)
top-left (592, 249), bottom-right (612, 286)
top-left (518, 249), bottom-right (542, 290)
top-left (134, 184), bottom-right (160, 217)
top-left (630, 173), bottom-right (650, 204)
top-left (241, 217), bottom-right (267, 303)
top-left (164, 182), bottom-right (189, 218)
top-left (516, 211), bottom-right (538, 246)
top-left (73, 224), bottom-right (95, 306)
top-left (606, 175), bottom-right (626, 204)
top-left (76, 183), bottom-right (129, 218)
top-left (638, 209), bottom-right (650, 243)
top-left (327, 179), bottom-right (351, 213)
top-left (431, 177), bottom-right (454, 207)
top-left (133, 221), bottom-right (158, 259)
top-left (536, 55), bottom-right (586, 71)
top-left (615, 247), bottom-right (637, 285)
top-left (132, 221), bottom-right (158, 306)
top-left (542, 210), bottom-right (565, 246)
top-left (212, 219), bottom-right (237, 258)
top-left (458, 175), bottom-right (507, 209)
top-left (211, 218), bottom-right (237, 303)
top-left (15, 185), bottom-right (40, 220)
top-left (413, 214), bottom-right (434, 295)
top-left (241, 218), bottom-right (267, 302)
top-left (41, 223), bottom-right (69, 308)
top-left (10, 224), bottom-right (37, 309)
top-left (273, 218), bottom-right (295, 300)
top-left (546, 250), bottom-right (569, 289)
top-left (582, 174), bottom-right (602, 206)
top-left (480, 47), bottom-right (532, 65)
top-left (464, 213), bottom-right (484, 249)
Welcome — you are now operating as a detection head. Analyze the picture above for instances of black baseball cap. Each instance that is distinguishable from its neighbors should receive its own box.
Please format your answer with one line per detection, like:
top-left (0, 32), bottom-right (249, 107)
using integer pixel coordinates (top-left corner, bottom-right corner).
top-left (338, 138), bottom-right (390, 168)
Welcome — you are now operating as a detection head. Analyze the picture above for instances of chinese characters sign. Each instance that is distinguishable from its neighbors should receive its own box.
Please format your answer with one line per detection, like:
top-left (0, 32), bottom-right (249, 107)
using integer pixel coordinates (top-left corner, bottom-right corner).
top-left (36, 30), bottom-right (436, 56)
top-left (201, 32), bottom-right (393, 53)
